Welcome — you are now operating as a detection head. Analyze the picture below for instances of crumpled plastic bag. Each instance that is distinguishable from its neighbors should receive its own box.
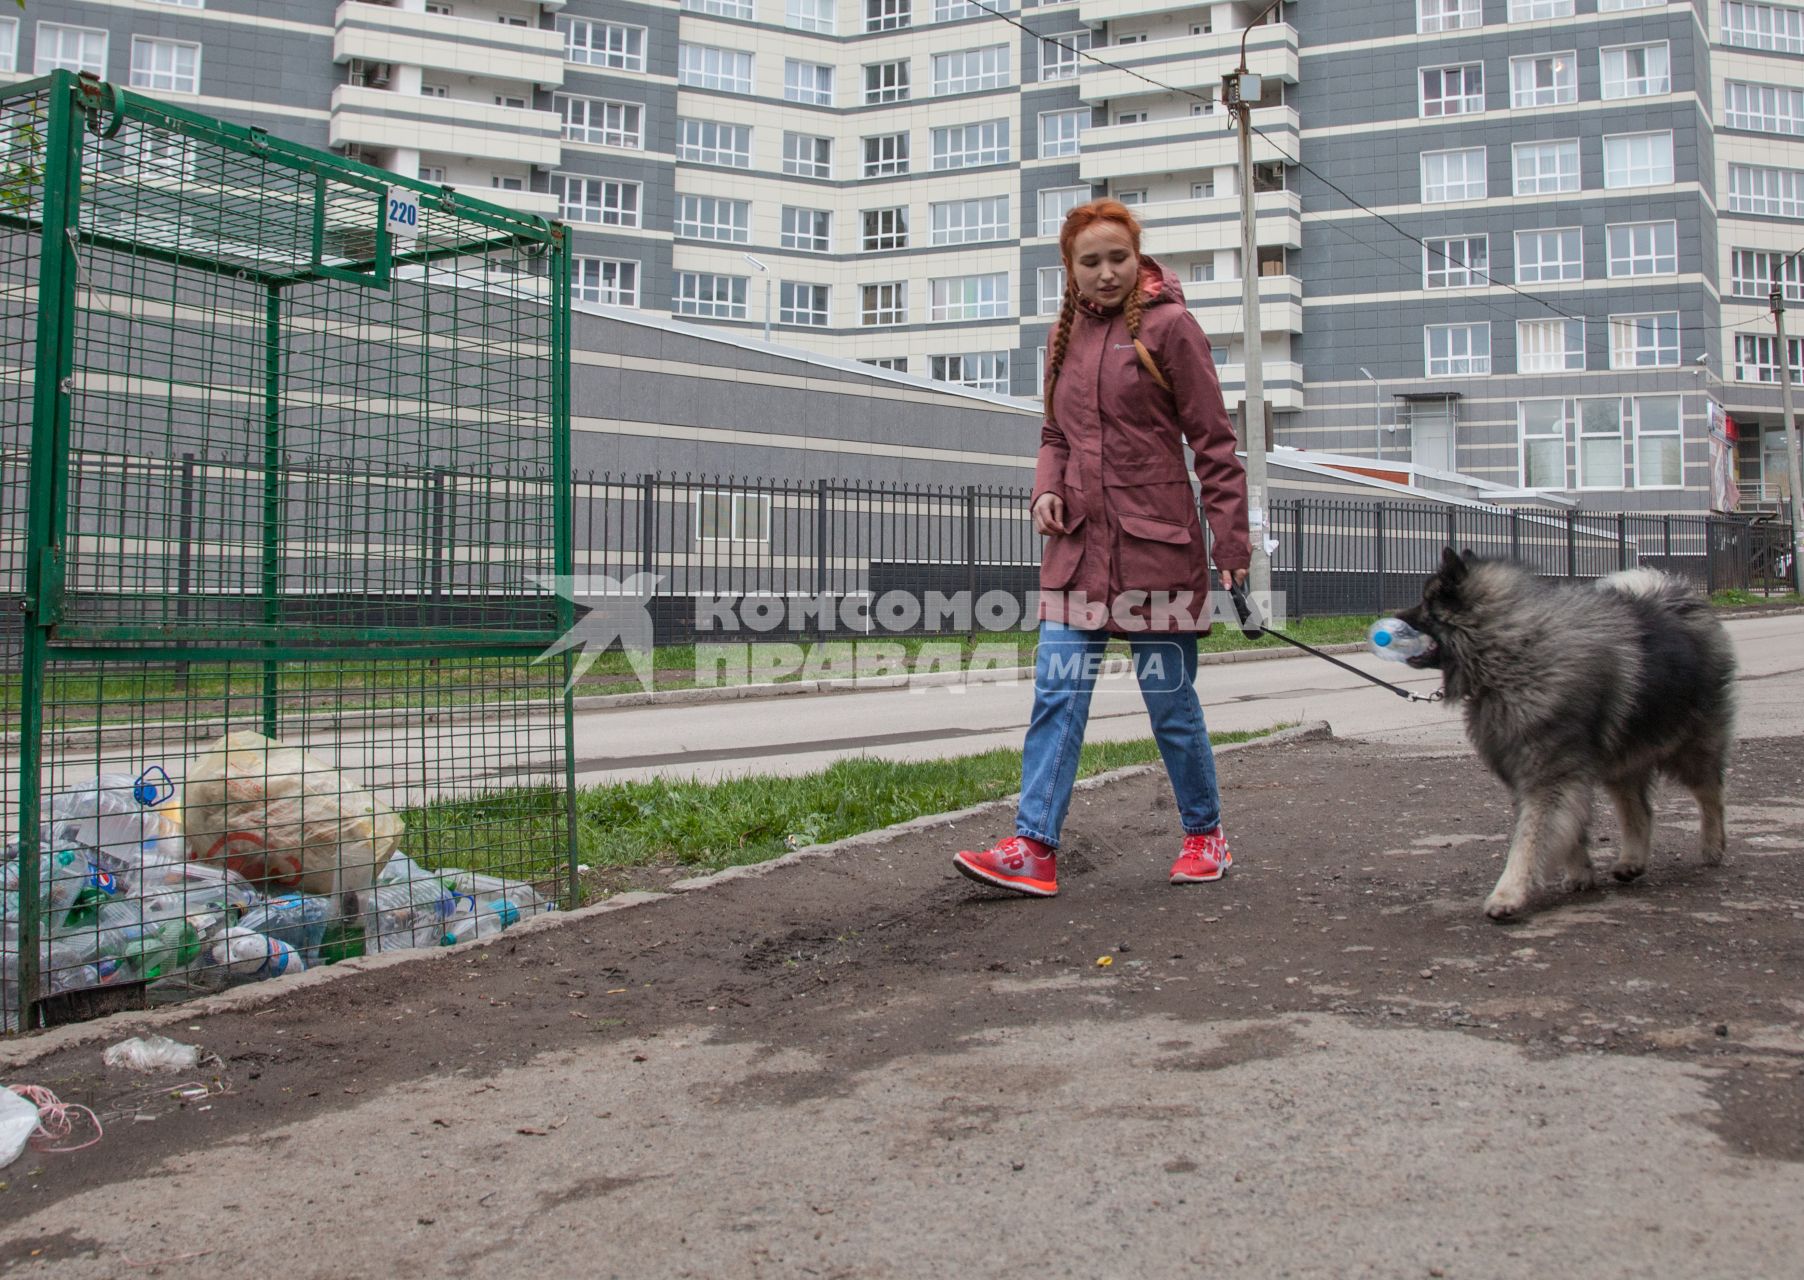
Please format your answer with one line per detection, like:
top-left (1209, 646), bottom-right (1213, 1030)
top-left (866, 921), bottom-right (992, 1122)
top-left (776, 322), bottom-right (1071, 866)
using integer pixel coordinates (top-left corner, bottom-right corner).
top-left (183, 731), bottom-right (403, 898)
top-left (101, 1034), bottom-right (201, 1073)
top-left (0, 1087), bottom-right (38, 1168)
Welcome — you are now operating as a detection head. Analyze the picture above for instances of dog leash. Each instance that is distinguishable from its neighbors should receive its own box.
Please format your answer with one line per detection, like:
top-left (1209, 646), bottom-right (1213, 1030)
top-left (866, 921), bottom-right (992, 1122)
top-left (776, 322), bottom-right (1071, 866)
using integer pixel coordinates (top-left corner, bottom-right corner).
top-left (1229, 585), bottom-right (1444, 704)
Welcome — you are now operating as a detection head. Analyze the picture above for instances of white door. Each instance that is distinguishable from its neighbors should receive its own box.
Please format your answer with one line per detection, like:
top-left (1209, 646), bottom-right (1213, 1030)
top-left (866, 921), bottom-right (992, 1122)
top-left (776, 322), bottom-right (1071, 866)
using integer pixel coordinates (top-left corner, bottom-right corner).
top-left (1412, 404), bottom-right (1456, 474)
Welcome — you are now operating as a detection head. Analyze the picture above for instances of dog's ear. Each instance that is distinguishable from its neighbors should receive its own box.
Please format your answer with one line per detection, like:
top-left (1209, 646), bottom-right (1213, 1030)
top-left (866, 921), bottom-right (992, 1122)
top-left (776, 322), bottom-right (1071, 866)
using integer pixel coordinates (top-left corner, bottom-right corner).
top-left (1460, 548), bottom-right (1480, 567)
top-left (1439, 546), bottom-right (1467, 582)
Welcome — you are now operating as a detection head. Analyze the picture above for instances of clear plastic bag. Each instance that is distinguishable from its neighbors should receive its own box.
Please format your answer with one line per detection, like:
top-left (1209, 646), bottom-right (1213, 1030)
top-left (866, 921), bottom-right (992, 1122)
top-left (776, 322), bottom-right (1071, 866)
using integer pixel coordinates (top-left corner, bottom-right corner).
top-left (101, 1034), bottom-right (200, 1073)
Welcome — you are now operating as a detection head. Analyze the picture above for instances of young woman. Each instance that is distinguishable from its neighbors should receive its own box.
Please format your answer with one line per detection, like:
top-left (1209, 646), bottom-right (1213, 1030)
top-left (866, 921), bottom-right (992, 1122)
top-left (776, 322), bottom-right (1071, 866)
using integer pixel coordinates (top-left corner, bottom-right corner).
top-left (953, 200), bottom-right (1251, 897)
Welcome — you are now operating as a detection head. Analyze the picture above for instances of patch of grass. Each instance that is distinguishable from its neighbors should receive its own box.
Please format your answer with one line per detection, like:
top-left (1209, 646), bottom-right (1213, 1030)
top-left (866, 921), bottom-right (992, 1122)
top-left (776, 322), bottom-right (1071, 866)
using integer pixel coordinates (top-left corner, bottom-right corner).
top-left (1710, 588), bottom-right (1803, 607)
top-left (571, 726), bottom-right (1285, 878)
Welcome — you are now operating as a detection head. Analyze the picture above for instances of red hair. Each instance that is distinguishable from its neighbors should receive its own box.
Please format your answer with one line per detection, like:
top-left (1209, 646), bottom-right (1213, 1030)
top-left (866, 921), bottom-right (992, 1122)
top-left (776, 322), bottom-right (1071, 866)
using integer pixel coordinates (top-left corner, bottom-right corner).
top-left (1045, 200), bottom-right (1148, 413)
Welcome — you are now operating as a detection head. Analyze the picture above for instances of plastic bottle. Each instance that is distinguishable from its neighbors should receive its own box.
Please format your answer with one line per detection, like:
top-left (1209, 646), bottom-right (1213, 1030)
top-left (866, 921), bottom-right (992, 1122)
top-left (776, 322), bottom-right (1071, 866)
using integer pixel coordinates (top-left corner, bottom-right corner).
top-left (317, 918), bottom-right (366, 964)
top-left (1367, 617), bottom-right (1433, 663)
top-left (439, 898), bottom-right (523, 946)
top-left (236, 893), bottom-right (334, 965)
top-left (202, 927), bottom-right (305, 981)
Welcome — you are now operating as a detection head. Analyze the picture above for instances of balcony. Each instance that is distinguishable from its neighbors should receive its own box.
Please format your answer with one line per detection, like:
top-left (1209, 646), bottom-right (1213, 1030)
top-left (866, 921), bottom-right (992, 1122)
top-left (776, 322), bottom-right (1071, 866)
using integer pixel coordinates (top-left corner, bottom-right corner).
top-left (1078, 107), bottom-right (1298, 184)
top-left (329, 86), bottom-right (563, 167)
top-left (1138, 189), bottom-right (1301, 255)
top-left (1078, 24), bottom-right (1298, 103)
top-left (473, 185), bottom-right (560, 219)
top-left (1217, 359), bottom-right (1305, 413)
top-left (1082, 0), bottom-right (1222, 21)
top-left (1186, 274), bottom-right (1304, 338)
top-left (334, 1), bottom-right (566, 89)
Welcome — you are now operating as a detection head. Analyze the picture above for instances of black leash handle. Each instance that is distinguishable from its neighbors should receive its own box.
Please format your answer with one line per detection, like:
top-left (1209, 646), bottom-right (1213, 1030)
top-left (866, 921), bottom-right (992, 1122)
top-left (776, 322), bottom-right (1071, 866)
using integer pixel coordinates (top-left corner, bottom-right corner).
top-left (1228, 584), bottom-right (1443, 704)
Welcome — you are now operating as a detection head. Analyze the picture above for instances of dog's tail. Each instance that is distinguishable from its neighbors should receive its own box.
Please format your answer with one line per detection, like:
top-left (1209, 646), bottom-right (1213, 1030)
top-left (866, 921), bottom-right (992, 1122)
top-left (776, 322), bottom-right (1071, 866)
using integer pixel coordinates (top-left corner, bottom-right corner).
top-left (1598, 566), bottom-right (1716, 620)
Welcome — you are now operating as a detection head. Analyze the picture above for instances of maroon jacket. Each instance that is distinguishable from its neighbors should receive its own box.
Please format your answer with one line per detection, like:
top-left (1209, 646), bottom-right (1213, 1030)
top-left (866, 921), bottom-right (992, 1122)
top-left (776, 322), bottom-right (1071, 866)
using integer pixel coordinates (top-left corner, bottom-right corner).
top-left (1033, 258), bottom-right (1251, 634)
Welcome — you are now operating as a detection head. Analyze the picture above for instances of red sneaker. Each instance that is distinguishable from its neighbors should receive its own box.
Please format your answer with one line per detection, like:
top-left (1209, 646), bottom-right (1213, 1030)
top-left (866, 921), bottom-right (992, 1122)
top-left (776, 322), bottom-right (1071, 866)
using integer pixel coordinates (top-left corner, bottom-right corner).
top-left (1170, 828), bottom-right (1232, 883)
top-left (953, 836), bottom-right (1058, 897)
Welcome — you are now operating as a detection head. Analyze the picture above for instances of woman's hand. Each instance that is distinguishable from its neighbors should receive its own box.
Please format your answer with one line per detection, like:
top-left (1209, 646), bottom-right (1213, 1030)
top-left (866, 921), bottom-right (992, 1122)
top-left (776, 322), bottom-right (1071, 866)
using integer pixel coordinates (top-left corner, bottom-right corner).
top-left (1219, 567), bottom-right (1249, 590)
top-left (1032, 493), bottom-right (1068, 536)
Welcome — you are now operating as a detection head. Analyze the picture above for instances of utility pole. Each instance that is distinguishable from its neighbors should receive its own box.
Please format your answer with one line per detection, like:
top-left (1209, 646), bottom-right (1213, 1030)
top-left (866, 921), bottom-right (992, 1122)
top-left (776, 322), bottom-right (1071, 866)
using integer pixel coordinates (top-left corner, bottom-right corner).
top-left (1772, 286), bottom-right (1804, 594)
top-left (743, 254), bottom-right (771, 343)
top-left (1222, 0), bottom-right (1284, 604)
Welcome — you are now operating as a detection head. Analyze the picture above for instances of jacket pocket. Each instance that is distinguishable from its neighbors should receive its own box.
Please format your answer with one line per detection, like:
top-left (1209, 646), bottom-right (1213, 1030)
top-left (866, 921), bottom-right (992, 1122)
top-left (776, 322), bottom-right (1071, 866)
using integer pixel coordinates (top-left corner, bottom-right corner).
top-left (1040, 511), bottom-right (1089, 589)
top-left (1115, 513), bottom-right (1194, 591)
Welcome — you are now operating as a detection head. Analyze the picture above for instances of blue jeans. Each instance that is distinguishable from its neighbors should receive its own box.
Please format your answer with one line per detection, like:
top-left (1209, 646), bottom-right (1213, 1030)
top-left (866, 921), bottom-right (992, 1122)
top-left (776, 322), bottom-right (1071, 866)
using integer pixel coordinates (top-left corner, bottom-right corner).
top-left (1015, 620), bottom-right (1223, 849)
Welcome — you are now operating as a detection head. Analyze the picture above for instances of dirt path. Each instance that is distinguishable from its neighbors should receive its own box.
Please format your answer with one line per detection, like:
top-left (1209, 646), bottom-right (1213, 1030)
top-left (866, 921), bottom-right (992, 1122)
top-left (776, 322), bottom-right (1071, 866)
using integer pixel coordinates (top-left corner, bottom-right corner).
top-left (1, 730), bottom-right (1801, 1277)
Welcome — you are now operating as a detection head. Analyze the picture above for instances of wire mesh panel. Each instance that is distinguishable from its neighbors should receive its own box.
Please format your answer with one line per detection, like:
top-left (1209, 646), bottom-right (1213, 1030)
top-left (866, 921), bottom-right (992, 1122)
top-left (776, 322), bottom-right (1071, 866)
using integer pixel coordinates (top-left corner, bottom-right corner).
top-left (2, 75), bottom-right (573, 1031)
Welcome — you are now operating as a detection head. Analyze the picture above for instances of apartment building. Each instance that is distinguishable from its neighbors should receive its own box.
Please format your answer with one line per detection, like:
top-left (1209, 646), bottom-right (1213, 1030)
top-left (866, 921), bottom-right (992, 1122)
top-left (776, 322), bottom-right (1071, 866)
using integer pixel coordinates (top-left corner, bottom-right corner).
top-left (6, 1), bottom-right (1801, 513)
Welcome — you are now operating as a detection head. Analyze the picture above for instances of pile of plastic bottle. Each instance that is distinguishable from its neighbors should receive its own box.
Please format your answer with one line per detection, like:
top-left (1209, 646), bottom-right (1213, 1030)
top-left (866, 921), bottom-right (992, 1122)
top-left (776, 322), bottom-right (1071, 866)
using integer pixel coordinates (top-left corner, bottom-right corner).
top-left (1, 771), bottom-right (556, 1029)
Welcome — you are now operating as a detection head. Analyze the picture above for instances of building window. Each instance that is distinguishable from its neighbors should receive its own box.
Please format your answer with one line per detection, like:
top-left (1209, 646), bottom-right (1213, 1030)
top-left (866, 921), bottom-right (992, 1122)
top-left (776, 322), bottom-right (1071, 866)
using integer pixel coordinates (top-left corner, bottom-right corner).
top-left (129, 37), bottom-right (200, 94)
top-left (933, 0), bottom-right (996, 20)
top-left (861, 281), bottom-right (908, 325)
top-left (931, 353), bottom-right (1010, 394)
top-left (931, 195), bottom-right (1010, 245)
top-left (1577, 398), bottom-right (1624, 489)
top-left (1633, 396), bottom-right (1683, 488)
top-left (675, 194), bottom-right (751, 243)
top-left (784, 132), bottom-right (833, 179)
top-left (1509, 53), bottom-right (1577, 107)
top-left (559, 97), bottom-right (643, 149)
top-left (1420, 64), bottom-right (1484, 117)
top-left (1734, 332), bottom-right (1804, 382)
top-left (932, 120), bottom-right (1010, 170)
top-left (674, 273), bottom-right (749, 320)
top-left (1600, 43), bottom-right (1669, 100)
top-left (148, 0), bottom-right (206, 6)
top-left (1517, 318), bottom-right (1585, 372)
top-left (1603, 131), bottom-right (1674, 187)
top-left (491, 175), bottom-right (525, 191)
top-left (679, 45), bottom-right (753, 93)
top-left (1725, 81), bottom-right (1804, 135)
top-left (1730, 248), bottom-right (1804, 301)
top-left (1039, 186), bottom-right (1087, 236)
top-left (862, 356), bottom-right (908, 372)
top-left (932, 46), bottom-right (1009, 95)
top-left (696, 490), bottom-right (771, 543)
top-left (421, 83), bottom-right (449, 98)
top-left (677, 119), bottom-right (752, 168)
top-left (683, 0), bottom-right (754, 17)
top-left (557, 175), bottom-right (640, 226)
top-left (861, 207), bottom-right (909, 250)
top-left (1191, 260), bottom-right (1216, 283)
top-left (1515, 228), bottom-right (1583, 283)
top-left (863, 132), bottom-right (910, 177)
top-left (1723, 1), bottom-right (1804, 52)
top-left (418, 165), bottom-right (445, 184)
top-left (1116, 111), bottom-right (1148, 126)
top-left (864, 60), bottom-right (910, 104)
top-left (1508, 0), bottom-right (1574, 19)
top-left (0, 18), bottom-right (14, 75)
top-left (1039, 32), bottom-right (1088, 82)
top-left (494, 94), bottom-right (529, 111)
top-left (1117, 189), bottom-right (1148, 205)
top-left (867, 0), bottom-right (912, 33)
top-left (1115, 33), bottom-right (1147, 45)
top-left (1728, 163), bottom-right (1804, 216)
top-left (785, 59), bottom-right (835, 106)
top-left (1425, 323), bottom-right (1491, 377)
top-left (1039, 109), bottom-right (1087, 158)
top-left (1423, 235), bottom-right (1489, 289)
top-left (1193, 179), bottom-right (1216, 199)
top-left (574, 257), bottom-right (639, 307)
top-left (36, 23), bottom-right (107, 77)
top-left (1606, 221), bottom-right (1678, 277)
top-left (779, 282), bottom-right (830, 327)
top-left (1609, 313), bottom-right (1679, 368)
top-left (1038, 265), bottom-right (1067, 314)
top-left (781, 206), bottom-right (832, 252)
top-left (1519, 399), bottom-right (1570, 488)
top-left (1513, 140), bottom-right (1579, 195)
top-left (930, 273), bottom-right (1010, 321)
top-left (1418, 0), bottom-right (1482, 34)
top-left (1599, 0), bottom-right (1660, 8)
top-left (1421, 147), bottom-right (1487, 202)
top-left (787, 0), bottom-right (836, 34)
top-left (560, 19), bottom-right (644, 73)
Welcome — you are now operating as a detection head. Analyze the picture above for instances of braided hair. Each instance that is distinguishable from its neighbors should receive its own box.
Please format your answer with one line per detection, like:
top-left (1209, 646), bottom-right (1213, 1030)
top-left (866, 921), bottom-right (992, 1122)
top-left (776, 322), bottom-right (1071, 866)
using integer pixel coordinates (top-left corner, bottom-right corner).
top-left (1043, 199), bottom-right (1149, 420)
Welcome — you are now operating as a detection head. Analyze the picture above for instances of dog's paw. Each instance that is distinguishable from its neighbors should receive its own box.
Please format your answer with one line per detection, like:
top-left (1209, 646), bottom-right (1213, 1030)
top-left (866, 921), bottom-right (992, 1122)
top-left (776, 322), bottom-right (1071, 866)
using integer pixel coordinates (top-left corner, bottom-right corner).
top-left (1611, 861), bottom-right (1646, 882)
top-left (1700, 844), bottom-right (1726, 867)
top-left (1484, 894), bottom-right (1525, 921)
top-left (1561, 867), bottom-right (1598, 894)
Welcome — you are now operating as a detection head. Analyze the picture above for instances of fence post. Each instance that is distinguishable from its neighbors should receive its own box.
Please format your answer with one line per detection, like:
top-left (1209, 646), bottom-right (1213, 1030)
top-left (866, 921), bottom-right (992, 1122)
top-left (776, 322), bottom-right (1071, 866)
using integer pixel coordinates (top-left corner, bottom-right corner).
top-left (1290, 501), bottom-right (1303, 621)
top-left (965, 485), bottom-right (979, 621)
top-left (1566, 510), bottom-right (1578, 579)
top-left (1706, 519), bottom-right (1718, 596)
top-left (1446, 505), bottom-right (1457, 554)
top-left (176, 452), bottom-right (196, 683)
top-left (1663, 513), bottom-right (1671, 561)
top-left (1617, 512), bottom-right (1628, 570)
top-left (1510, 508), bottom-right (1520, 562)
top-left (814, 477), bottom-right (829, 624)
top-left (428, 466), bottom-right (448, 607)
top-left (1374, 503), bottom-right (1386, 615)
top-left (639, 472), bottom-right (656, 578)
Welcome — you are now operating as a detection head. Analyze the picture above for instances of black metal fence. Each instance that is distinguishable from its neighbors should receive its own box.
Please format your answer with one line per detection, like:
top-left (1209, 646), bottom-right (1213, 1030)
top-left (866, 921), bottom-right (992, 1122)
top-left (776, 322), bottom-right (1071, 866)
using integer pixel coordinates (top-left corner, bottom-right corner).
top-left (573, 473), bottom-right (1797, 642)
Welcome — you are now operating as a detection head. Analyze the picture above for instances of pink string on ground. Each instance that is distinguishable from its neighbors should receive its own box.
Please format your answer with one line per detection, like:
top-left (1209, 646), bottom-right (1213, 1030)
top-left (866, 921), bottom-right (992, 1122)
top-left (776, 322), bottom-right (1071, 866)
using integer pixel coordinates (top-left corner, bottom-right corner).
top-left (5, 1084), bottom-right (104, 1153)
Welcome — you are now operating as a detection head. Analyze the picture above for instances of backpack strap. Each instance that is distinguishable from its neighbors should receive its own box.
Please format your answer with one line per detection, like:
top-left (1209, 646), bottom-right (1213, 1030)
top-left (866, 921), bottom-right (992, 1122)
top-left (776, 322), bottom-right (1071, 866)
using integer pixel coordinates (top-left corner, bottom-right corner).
top-left (1133, 339), bottom-right (1171, 393)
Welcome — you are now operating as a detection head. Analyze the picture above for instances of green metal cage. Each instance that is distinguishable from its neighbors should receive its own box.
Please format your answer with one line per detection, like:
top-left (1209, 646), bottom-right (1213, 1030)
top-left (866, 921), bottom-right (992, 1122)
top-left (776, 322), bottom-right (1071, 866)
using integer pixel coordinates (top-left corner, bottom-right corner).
top-left (1, 73), bottom-right (576, 1030)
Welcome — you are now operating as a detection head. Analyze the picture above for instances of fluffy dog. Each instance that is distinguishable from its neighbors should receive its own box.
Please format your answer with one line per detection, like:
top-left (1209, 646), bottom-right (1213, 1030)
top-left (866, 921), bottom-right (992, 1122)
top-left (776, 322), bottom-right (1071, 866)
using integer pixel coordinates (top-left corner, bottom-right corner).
top-left (1397, 549), bottom-right (1737, 920)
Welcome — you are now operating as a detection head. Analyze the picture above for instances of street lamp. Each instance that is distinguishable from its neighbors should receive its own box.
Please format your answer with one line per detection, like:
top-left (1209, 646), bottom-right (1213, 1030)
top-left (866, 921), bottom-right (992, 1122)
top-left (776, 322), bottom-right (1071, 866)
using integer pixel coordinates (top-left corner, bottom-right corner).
top-left (1221, 0), bottom-right (1286, 605)
top-left (1770, 282), bottom-right (1804, 595)
top-left (742, 254), bottom-right (771, 344)
top-left (1358, 367), bottom-right (1384, 463)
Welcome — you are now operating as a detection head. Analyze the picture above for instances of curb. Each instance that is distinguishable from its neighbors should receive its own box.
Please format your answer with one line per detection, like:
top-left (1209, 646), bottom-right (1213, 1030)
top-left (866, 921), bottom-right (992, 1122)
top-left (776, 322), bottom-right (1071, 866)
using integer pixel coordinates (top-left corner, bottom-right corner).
top-left (0, 720), bottom-right (1336, 1070)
